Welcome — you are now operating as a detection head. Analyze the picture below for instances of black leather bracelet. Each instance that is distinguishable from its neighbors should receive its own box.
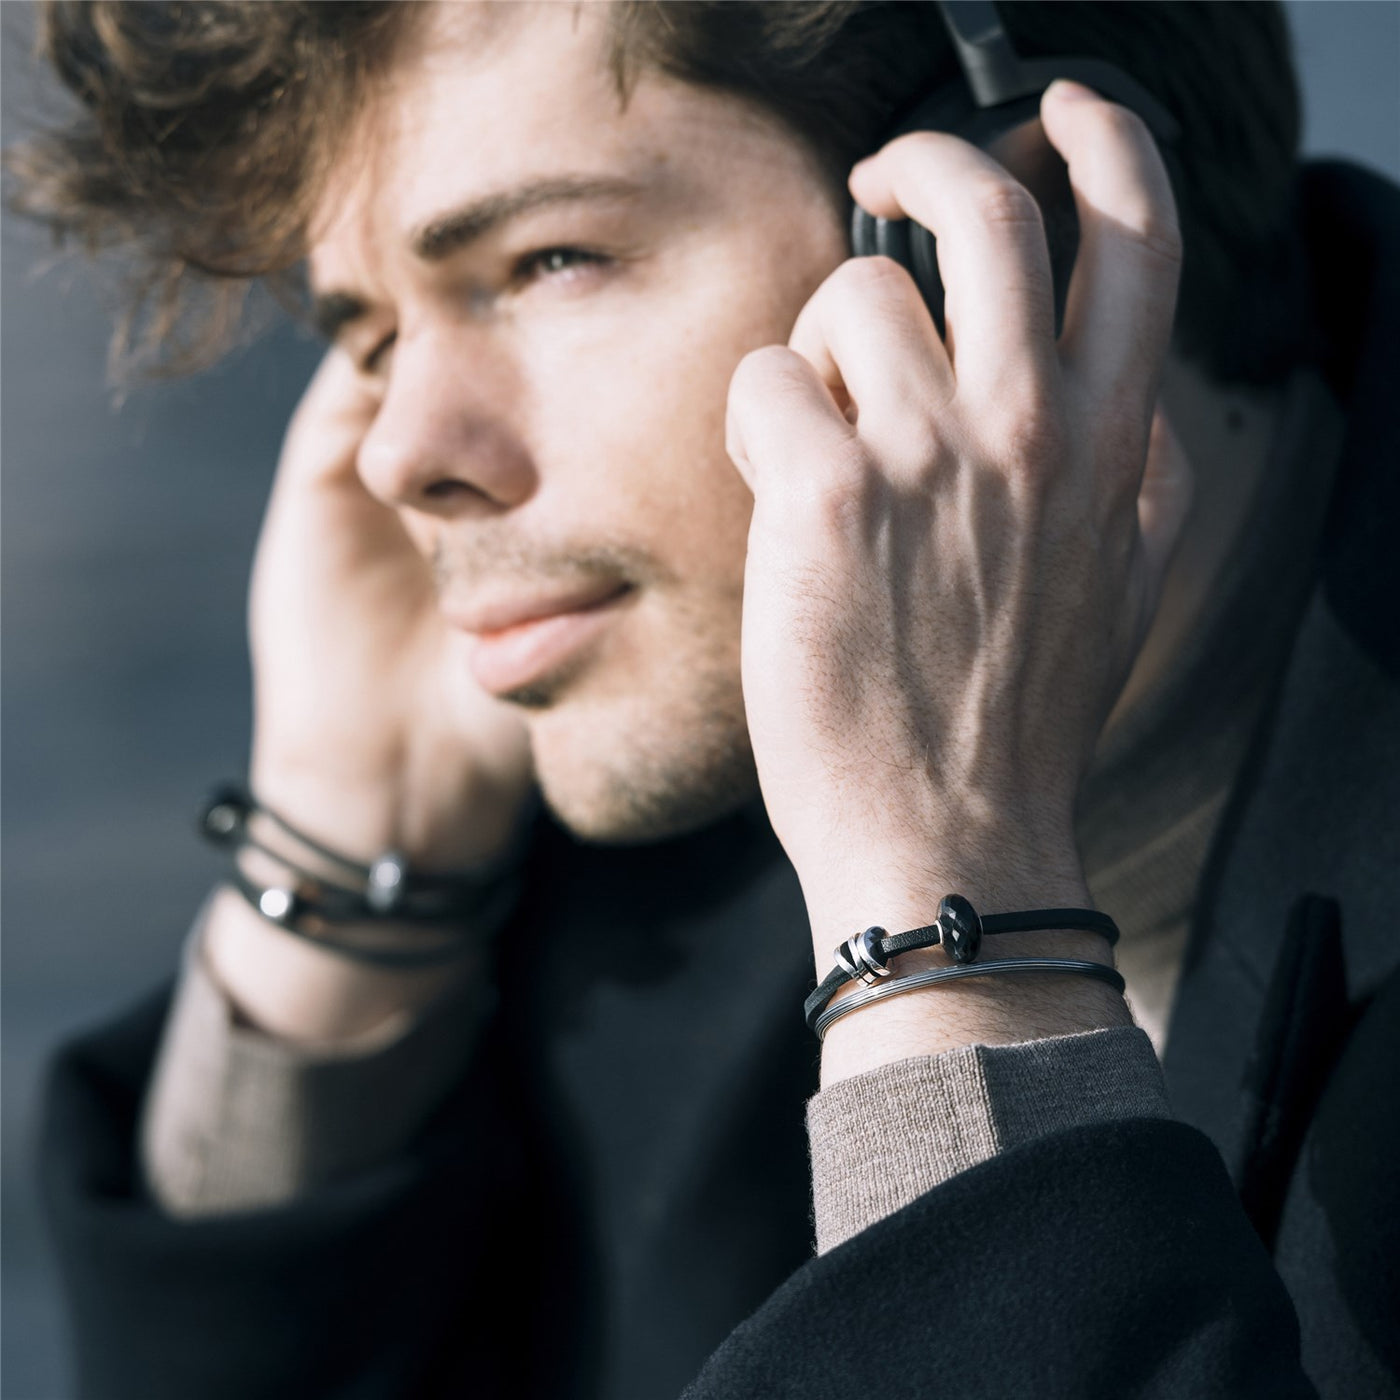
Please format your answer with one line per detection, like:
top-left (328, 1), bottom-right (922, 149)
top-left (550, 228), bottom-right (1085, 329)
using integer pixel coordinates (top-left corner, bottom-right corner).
top-left (225, 867), bottom-right (502, 968)
top-left (804, 893), bottom-right (1121, 1034)
top-left (200, 781), bottom-right (525, 924)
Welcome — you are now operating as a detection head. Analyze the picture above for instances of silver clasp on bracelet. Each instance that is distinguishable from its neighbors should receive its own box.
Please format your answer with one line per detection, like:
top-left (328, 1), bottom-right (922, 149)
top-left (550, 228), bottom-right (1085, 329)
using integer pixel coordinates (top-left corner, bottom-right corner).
top-left (833, 926), bottom-right (893, 986)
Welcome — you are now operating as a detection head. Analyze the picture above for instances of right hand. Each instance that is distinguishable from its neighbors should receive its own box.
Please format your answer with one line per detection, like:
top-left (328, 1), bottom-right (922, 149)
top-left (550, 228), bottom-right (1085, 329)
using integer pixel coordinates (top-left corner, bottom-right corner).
top-left (246, 349), bottom-right (536, 872)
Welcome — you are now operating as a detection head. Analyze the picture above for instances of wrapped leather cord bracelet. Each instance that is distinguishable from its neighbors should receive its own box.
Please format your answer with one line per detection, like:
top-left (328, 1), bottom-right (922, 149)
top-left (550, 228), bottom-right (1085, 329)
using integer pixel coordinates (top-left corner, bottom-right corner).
top-left (201, 782), bottom-right (512, 922)
top-left (805, 894), bottom-right (1123, 1039)
top-left (198, 782), bottom-right (531, 966)
top-left (223, 866), bottom-right (511, 968)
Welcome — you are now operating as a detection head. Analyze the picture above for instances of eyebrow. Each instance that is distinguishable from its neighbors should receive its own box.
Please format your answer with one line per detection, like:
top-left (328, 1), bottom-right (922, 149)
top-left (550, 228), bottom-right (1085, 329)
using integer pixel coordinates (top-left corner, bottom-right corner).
top-left (309, 174), bottom-right (647, 343)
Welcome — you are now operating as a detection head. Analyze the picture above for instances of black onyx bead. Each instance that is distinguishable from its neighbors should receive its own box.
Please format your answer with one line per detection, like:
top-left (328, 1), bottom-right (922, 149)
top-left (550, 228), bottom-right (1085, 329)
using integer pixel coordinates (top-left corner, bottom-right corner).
top-left (938, 893), bottom-right (983, 964)
top-left (200, 785), bottom-right (250, 846)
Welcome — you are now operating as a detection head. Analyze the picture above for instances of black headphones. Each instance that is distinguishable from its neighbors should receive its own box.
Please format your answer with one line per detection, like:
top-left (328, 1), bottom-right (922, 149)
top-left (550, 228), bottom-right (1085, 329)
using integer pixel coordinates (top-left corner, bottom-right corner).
top-left (851, 0), bottom-right (1181, 335)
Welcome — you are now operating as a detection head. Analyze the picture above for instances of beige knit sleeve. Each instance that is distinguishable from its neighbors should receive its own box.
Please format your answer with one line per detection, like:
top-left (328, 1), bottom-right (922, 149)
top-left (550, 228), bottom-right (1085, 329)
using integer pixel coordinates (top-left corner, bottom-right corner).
top-left (139, 892), bottom-right (493, 1218)
top-left (806, 1027), bottom-right (1171, 1253)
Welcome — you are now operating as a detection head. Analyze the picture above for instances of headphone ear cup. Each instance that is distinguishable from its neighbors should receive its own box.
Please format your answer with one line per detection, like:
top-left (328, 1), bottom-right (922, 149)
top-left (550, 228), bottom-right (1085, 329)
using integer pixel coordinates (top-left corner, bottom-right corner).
top-left (908, 221), bottom-right (946, 338)
top-left (849, 203), bottom-right (878, 258)
top-left (849, 206), bottom-right (946, 336)
top-left (850, 206), bottom-right (912, 265)
top-left (872, 215), bottom-right (912, 268)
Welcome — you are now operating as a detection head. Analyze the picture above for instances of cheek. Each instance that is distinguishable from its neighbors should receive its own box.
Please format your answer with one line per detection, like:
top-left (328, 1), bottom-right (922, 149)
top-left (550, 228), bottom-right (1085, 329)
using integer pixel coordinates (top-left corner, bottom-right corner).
top-left (524, 237), bottom-right (842, 563)
top-left (619, 329), bottom-right (757, 562)
top-left (522, 299), bottom-right (770, 576)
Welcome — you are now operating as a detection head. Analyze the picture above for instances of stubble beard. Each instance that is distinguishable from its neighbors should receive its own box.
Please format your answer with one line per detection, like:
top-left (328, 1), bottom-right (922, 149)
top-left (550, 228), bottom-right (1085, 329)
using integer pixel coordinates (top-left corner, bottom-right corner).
top-left (438, 536), bottom-right (760, 844)
top-left (513, 613), bottom-right (761, 846)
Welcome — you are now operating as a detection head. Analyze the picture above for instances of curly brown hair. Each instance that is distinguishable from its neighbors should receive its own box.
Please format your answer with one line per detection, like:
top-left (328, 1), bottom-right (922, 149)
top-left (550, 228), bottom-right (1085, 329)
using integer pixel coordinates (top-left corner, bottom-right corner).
top-left (7, 1), bottom-right (1308, 383)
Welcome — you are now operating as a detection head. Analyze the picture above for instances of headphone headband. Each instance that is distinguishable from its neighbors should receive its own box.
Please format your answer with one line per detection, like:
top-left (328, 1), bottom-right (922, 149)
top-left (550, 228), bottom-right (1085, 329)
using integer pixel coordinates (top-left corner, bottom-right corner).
top-left (934, 0), bottom-right (1180, 144)
top-left (851, 1), bottom-right (1182, 333)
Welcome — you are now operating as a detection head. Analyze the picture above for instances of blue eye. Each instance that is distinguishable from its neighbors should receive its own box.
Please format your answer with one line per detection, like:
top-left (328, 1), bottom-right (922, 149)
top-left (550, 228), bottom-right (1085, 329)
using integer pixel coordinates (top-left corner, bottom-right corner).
top-left (514, 247), bottom-right (609, 284)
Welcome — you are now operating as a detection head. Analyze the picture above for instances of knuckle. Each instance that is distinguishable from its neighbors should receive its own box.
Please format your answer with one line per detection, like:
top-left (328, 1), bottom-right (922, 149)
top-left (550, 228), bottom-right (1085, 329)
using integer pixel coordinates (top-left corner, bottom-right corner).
top-left (816, 430), bottom-right (878, 488)
top-left (995, 391), bottom-right (1070, 474)
top-left (1086, 107), bottom-right (1183, 266)
top-left (970, 178), bottom-right (1044, 234)
top-left (729, 344), bottom-right (802, 405)
top-left (793, 438), bottom-right (879, 523)
top-left (886, 410), bottom-right (946, 479)
top-left (823, 254), bottom-right (919, 314)
top-left (1128, 213), bottom-right (1183, 268)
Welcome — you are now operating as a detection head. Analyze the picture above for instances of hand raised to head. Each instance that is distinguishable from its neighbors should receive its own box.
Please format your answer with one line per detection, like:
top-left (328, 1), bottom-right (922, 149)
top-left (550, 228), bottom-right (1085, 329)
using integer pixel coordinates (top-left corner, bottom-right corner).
top-left (726, 81), bottom-right (1191, 952)
top-left (249, 348), bottom-right (535, 873)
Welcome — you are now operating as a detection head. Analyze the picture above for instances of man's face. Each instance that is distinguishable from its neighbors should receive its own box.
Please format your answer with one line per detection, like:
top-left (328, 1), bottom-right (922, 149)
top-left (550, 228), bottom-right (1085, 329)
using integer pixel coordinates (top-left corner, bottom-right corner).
top-left (310, 3), bottom-right (848, 842)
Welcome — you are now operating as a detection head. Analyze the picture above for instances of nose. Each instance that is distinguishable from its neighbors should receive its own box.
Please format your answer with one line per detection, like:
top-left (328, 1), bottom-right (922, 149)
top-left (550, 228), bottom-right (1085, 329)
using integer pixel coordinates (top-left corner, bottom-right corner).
top-left (356, 331), bottom-right (537, 516)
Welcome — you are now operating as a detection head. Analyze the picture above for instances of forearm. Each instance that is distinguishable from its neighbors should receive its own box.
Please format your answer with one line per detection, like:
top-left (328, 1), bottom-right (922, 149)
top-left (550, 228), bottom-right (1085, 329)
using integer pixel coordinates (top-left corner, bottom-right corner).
top-left (144, 744), bottom-right (533, 1212)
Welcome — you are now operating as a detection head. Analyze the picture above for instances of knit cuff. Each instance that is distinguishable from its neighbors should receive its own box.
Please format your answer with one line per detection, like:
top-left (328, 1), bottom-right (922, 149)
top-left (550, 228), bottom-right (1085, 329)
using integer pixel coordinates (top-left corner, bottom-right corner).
top-left (140, 893), bottom-right (493, 1217)
top-left (807, 1026), bottom-right (1171, 1253)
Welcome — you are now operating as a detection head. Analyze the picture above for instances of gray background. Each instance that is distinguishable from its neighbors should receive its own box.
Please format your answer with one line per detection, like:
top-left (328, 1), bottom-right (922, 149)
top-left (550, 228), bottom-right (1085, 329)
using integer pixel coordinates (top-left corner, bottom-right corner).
top-left (3, 2), bottom-right (1398, 1395)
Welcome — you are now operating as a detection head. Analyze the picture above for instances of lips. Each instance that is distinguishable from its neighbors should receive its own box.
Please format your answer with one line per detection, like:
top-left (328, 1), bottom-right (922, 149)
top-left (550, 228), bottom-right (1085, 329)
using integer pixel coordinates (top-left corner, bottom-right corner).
top-left (446, 579), bottom-right (631, 636)
top-left (445, 581), bottom-right (634, 697)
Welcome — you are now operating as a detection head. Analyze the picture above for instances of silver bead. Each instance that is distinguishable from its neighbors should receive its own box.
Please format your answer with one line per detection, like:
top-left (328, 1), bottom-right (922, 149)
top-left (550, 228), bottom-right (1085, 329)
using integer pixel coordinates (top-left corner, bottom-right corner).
top-left (367, 852), bottom-right (408, 913)
top-left (258, 887), bottom-right (295, 923)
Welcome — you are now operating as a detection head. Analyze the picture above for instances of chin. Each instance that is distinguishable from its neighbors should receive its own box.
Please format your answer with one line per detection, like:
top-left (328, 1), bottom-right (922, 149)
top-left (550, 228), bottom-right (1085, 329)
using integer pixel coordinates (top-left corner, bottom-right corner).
top-left (527, 686), bottom-right (760, 846)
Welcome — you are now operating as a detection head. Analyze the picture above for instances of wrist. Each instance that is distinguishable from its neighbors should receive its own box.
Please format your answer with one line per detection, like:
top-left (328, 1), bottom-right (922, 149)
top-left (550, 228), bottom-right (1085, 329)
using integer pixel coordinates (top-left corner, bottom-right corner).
top-left (203, 883), bottom-right (484, 1045)
top-left (803, 845), bottom-right (1128, 1088)
top-left (247, 756), bottom-right (533, 872)
top-left (802, 837), bottom-right (1091, 964)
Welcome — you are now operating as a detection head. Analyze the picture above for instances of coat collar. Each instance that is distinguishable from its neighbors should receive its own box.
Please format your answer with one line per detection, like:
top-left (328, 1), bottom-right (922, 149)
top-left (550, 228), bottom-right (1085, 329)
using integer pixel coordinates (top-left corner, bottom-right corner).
top-left (1164, 160), bottom-right (1400, 1175)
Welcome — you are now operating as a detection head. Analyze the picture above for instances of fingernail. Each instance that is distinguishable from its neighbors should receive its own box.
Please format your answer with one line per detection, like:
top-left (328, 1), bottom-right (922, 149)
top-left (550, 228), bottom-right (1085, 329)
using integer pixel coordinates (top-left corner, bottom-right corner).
top-left (1049, 78), bottom-right (1097, 104)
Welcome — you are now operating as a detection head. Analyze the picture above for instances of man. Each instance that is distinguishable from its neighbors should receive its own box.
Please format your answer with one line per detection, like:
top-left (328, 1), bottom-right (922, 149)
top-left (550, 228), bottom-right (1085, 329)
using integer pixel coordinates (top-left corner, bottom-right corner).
top-left (15, 2), bottom-right (1398, 1396)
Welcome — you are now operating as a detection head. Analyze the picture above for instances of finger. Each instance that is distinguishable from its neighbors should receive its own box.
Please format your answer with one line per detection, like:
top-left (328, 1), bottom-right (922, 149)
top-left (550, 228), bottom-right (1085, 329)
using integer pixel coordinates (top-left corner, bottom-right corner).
top-left (262, 350), bottom-right (421, 576)
top-left (280, 347), bottom-right (381, 492)
top-left (1136, 404), bottom-right (1193, 615)
top-left (848, 131), bottom-right (1057, 395)
top-left (726, 344), bottom-right (859, 498)
top-left (1039, 80), bottom-right (1182, 418)
top-left (787, 256), bottom-right (954, 466)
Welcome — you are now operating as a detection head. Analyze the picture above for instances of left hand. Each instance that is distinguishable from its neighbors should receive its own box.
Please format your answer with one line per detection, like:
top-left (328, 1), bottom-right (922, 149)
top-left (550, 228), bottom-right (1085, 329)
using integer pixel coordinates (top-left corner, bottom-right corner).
top-left (725, 81), bottom-right (1192, 955)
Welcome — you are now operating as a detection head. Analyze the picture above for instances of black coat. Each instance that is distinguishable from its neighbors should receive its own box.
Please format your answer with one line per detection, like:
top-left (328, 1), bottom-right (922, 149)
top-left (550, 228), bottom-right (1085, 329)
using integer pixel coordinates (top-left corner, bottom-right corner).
top-left (40, 161), bottom-right (1400, 1399)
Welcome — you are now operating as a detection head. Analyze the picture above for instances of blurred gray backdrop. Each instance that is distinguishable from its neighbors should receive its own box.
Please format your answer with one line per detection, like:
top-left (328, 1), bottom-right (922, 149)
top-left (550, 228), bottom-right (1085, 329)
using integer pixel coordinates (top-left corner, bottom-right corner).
top-left (3, 2), bottom-right (1398, 1395)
